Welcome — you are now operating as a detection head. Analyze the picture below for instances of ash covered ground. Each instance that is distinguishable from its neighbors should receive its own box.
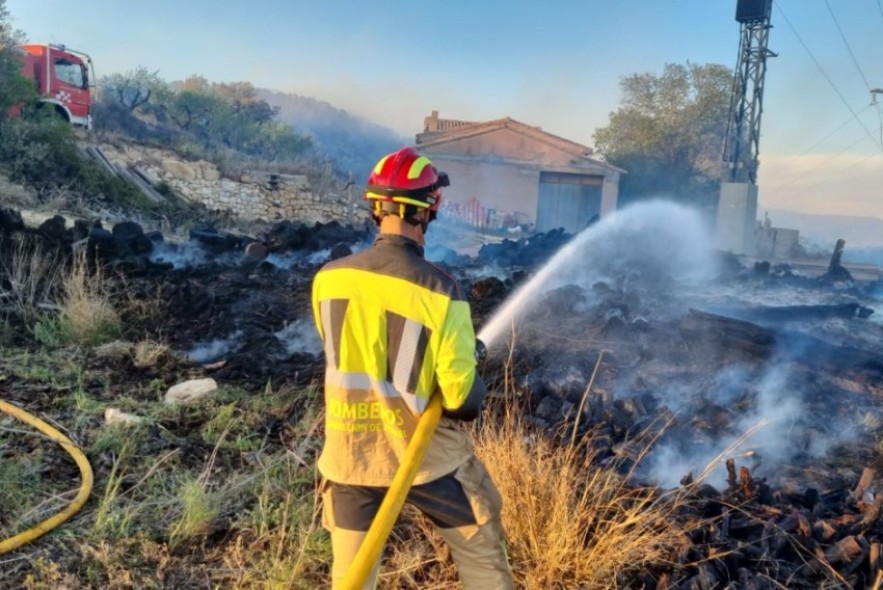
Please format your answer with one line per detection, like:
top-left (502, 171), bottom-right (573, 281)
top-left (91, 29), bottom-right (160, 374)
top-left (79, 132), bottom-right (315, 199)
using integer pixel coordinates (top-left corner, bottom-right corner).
top-left (3, 199), bottom-right (883, 587)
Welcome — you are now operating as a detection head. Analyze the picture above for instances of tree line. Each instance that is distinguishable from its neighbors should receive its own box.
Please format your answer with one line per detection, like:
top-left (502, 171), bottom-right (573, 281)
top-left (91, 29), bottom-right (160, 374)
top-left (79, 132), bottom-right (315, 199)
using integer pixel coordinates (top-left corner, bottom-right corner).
top-left (97, 69), bottom-right (313, 163)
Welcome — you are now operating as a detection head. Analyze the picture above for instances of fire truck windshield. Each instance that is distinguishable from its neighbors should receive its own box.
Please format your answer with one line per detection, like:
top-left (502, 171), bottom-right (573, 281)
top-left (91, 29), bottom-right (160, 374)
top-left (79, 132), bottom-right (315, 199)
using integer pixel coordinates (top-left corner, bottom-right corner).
top-left (54, 58), bottom-right (85, 89)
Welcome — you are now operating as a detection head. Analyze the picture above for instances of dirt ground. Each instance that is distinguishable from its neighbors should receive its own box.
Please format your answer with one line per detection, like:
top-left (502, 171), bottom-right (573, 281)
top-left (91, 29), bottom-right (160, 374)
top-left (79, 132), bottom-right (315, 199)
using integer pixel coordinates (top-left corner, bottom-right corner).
top-left (3, 201), bottom-right (883, 588)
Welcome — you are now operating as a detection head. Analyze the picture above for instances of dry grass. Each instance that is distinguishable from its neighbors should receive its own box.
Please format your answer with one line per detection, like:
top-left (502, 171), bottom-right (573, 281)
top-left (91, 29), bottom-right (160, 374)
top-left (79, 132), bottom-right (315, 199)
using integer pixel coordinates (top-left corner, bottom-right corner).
top-left (378, 403), bottom-right (691, 589)
top-left (57, 254), bottom-right (121, 346)
top-left (381, 511), bottom-right (458, 589)
top-left (0, 236), bottom-right (64, 330)
top-left (476, 415), bottom-right (688, 589)
top-left (132, 339), bottom-right (168, 368)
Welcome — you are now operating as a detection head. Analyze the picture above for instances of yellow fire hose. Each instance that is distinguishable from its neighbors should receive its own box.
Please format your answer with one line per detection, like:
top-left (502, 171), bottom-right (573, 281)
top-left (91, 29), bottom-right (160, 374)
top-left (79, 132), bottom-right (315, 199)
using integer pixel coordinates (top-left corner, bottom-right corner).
top-left (0, 399), bottom-right (93, 555)
top-left (339, 394), bottom-right (444, 590)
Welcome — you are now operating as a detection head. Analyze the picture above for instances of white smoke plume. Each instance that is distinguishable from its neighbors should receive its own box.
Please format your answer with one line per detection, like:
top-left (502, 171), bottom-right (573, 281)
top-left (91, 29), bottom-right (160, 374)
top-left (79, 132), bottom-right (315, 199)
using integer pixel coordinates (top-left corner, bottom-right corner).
top-left (150, 241), bottom-right (211, 269)
top-left (274, 318), bottom-right (322, 355)
top-left (186, 330), bottom-right (244, 363)
top-left (641, 357), bottom-right (860, 490)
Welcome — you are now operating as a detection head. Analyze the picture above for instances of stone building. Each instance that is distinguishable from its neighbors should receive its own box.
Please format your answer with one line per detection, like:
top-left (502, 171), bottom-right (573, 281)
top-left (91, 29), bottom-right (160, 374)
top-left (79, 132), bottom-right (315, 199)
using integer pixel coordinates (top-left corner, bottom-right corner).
top-left (415, 111), bottom-right (623, 233)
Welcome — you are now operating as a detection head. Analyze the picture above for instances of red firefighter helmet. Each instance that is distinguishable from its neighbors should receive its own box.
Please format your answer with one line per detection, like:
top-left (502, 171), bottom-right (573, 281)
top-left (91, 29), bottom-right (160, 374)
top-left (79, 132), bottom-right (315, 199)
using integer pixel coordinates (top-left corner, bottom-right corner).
top-left (365, 147), bottom-right (449, 213)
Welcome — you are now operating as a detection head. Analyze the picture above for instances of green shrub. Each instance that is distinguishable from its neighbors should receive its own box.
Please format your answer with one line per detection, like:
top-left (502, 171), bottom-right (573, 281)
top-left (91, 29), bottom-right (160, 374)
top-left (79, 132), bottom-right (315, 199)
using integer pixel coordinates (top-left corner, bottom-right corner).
top-left (31, 313), bottom-right (64, 347)
top-left (0, 117), bottom-right (153, 209)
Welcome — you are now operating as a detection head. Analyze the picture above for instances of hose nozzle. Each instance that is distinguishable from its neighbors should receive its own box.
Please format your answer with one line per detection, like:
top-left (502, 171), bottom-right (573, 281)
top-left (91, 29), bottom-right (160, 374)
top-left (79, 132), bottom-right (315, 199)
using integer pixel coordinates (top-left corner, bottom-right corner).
top-left (474, 338), bottom-right (487, 362)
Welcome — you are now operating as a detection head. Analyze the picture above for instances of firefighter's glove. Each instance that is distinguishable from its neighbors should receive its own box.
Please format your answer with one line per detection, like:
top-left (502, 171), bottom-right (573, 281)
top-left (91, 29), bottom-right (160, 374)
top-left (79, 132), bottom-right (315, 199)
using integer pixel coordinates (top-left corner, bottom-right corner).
top-left (474, 338), bottom-right (487, 363)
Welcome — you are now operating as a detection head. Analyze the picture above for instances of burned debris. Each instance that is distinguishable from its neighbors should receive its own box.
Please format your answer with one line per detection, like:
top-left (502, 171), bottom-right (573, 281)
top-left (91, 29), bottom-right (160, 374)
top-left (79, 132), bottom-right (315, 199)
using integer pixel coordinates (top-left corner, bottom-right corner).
top-left (3, 204), bottom-right (883, 587)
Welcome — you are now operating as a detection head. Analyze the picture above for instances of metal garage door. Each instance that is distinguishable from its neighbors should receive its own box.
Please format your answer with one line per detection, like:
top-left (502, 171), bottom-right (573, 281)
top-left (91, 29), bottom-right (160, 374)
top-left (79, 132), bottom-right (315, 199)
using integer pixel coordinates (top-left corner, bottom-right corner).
top-left (535, 172), bottom-right (603, 233)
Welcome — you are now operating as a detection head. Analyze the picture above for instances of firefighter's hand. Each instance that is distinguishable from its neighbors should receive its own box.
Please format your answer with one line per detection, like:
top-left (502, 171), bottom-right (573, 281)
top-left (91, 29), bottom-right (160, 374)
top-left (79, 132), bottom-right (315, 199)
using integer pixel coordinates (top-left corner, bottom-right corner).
top-left (474, 339), bottom-right (487, 363)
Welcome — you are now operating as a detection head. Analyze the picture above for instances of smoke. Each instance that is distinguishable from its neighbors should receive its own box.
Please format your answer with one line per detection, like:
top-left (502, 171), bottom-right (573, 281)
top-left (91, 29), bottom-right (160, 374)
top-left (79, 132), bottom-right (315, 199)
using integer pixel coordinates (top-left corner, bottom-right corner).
top-left (640, 347), bottom-right (860, 490)
top-left (265, 252), bottom-right (303, 270)
top-left (463, 198), bottom-right (873, 490)
top-left (150, 241), bottom-right (210, 269)
top-left (641, 364), bottom-right (797, 489)
top-left (151, 237), bottom-right (375, 270)
top-left (274, 318), bottom-right (322, 355)
top-left (149, 241), bottom-right (245, 268)
top-left (265, 249), bottom-right (334, 269)
top-left (427, 217), bottom-right (502, 258)
top-left (479, 199), bottom-right (718, 349)
top-left (843, 246), bottom-right (883, 267)
top-left (186, 330), bottom-right (244, 363)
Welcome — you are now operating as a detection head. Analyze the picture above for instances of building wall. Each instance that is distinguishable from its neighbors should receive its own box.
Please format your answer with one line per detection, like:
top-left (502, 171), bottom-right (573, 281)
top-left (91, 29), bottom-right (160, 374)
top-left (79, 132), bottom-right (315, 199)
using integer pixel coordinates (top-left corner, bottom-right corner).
top-left (421, 128), bottom-right (620, 231)
top-left (756, 219), bottom-right (800, 259)
top-left (432, 158), bottom-right (541, 229)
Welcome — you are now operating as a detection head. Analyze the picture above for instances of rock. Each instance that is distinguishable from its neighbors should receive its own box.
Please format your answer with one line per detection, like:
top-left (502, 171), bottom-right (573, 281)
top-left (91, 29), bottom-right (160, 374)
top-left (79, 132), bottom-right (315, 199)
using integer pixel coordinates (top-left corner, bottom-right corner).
top-left (0, 207), bottom-right (25, 234)
top-left (165, 378), bottom-right (218, 404)
top-left (38, 215), bottom-right (69, 244)
top-left (112, 221), bottom-right (144, 242)
top-left (161, 158), bottom-right (197, 181)
top-left (112, 221), bottom-right (153, 256)
top-left (104, 408), bottom-right (144, 425)
top-left (244, 242), bottom-right (268, 260)
top-left (189, 227), bottom-right (242, 254)
top-left (88, 227), bottom-right (118, 261)
top-left (144, 230), bottom-right (164, 244)
top-left (196, 160), bottom-right (220, 181)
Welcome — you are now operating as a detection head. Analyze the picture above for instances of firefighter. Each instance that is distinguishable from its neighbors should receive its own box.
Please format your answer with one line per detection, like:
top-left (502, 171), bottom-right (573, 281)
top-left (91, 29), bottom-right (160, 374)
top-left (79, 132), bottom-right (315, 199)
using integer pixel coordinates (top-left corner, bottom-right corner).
top-left (311, 147), bottom-right (515, 589)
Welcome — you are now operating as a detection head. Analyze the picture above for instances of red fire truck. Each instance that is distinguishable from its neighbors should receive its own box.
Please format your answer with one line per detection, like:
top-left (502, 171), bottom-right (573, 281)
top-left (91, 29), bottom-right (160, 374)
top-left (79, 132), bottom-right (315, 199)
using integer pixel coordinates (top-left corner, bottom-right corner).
top-left (14, 44), bottom-right (95, 129)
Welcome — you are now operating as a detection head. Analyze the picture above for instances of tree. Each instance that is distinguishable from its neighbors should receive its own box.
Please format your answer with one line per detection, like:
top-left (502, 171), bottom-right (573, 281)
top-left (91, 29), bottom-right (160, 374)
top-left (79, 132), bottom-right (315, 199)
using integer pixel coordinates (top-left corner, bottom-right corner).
top-left (168, 90), bottom-right (223, 135)
top-left (0, 0), bottom-right (33, 116)
top-left (593, 62), bottom-right (732, 208)
top-left (164, 79), bottom-right (309, 159)
top-left (250, 121), bottom-right (312, 161)
top-left (102, 66), bottom-right (166, 112)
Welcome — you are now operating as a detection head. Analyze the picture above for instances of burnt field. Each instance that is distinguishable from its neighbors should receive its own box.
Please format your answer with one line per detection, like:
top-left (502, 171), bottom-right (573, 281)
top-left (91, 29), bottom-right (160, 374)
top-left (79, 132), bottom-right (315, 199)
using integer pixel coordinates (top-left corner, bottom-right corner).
top-left (2, 201), bottom-right (883, 588)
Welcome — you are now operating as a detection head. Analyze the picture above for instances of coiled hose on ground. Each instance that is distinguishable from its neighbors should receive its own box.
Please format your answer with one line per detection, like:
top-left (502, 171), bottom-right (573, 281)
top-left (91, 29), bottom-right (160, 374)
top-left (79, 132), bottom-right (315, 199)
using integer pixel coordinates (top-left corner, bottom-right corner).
top-left (0, 399), bottom-right (93, 554)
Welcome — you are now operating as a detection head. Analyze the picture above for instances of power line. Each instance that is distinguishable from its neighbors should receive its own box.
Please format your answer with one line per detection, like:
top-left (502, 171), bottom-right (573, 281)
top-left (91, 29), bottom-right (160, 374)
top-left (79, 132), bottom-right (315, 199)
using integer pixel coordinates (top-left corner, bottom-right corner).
top-left (877, 0), bottom-right (883, 22)
top-left (766, 149), bottom-right (881, 205)
top-left (824, 0), bottom-right (873, 90)
top-left (765, 131), bottom-right (872, 195)
top-left (770, 130), bottom-right (877, 196)
top-left (761, 104), bottom-right (874, 185)
top-left (776, 3), bottom-right (883, 152)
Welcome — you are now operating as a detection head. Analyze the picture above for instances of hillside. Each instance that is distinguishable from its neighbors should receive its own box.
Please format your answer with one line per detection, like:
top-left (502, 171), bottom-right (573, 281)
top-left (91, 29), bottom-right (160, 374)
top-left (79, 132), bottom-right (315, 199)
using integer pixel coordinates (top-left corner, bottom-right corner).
top-left (259, 89), bottom-right (408, 179)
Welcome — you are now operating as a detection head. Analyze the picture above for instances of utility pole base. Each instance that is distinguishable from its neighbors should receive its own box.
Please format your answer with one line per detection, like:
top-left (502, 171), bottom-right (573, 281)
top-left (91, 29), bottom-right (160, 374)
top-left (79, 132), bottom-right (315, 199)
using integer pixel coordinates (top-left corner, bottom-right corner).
top-left (716, 182), bottom-right (757, 255)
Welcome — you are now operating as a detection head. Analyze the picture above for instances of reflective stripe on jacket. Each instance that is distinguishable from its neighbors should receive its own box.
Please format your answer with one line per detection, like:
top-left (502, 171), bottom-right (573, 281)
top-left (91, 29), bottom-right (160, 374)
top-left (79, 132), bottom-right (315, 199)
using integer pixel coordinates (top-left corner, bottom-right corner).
top-left (312, 233), bottom-right (479, 486)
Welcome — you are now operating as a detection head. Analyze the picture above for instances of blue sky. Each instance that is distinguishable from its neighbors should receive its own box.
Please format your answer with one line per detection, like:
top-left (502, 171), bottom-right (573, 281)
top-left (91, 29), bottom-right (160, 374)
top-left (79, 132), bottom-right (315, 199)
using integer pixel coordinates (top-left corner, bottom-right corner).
top-left (7, 0), bottom-right (883, 221)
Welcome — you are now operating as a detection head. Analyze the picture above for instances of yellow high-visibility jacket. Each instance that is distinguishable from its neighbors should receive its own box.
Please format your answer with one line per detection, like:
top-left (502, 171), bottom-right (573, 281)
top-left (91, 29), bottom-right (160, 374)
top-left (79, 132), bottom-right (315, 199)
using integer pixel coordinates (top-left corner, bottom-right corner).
top-left (312, 233), bottom-right (486, 486)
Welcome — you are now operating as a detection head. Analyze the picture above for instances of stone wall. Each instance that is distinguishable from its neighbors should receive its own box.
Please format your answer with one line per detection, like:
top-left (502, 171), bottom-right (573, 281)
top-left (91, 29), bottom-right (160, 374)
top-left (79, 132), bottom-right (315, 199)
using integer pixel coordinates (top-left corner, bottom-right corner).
top-left (95, 142), bottom-right (365, 224)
